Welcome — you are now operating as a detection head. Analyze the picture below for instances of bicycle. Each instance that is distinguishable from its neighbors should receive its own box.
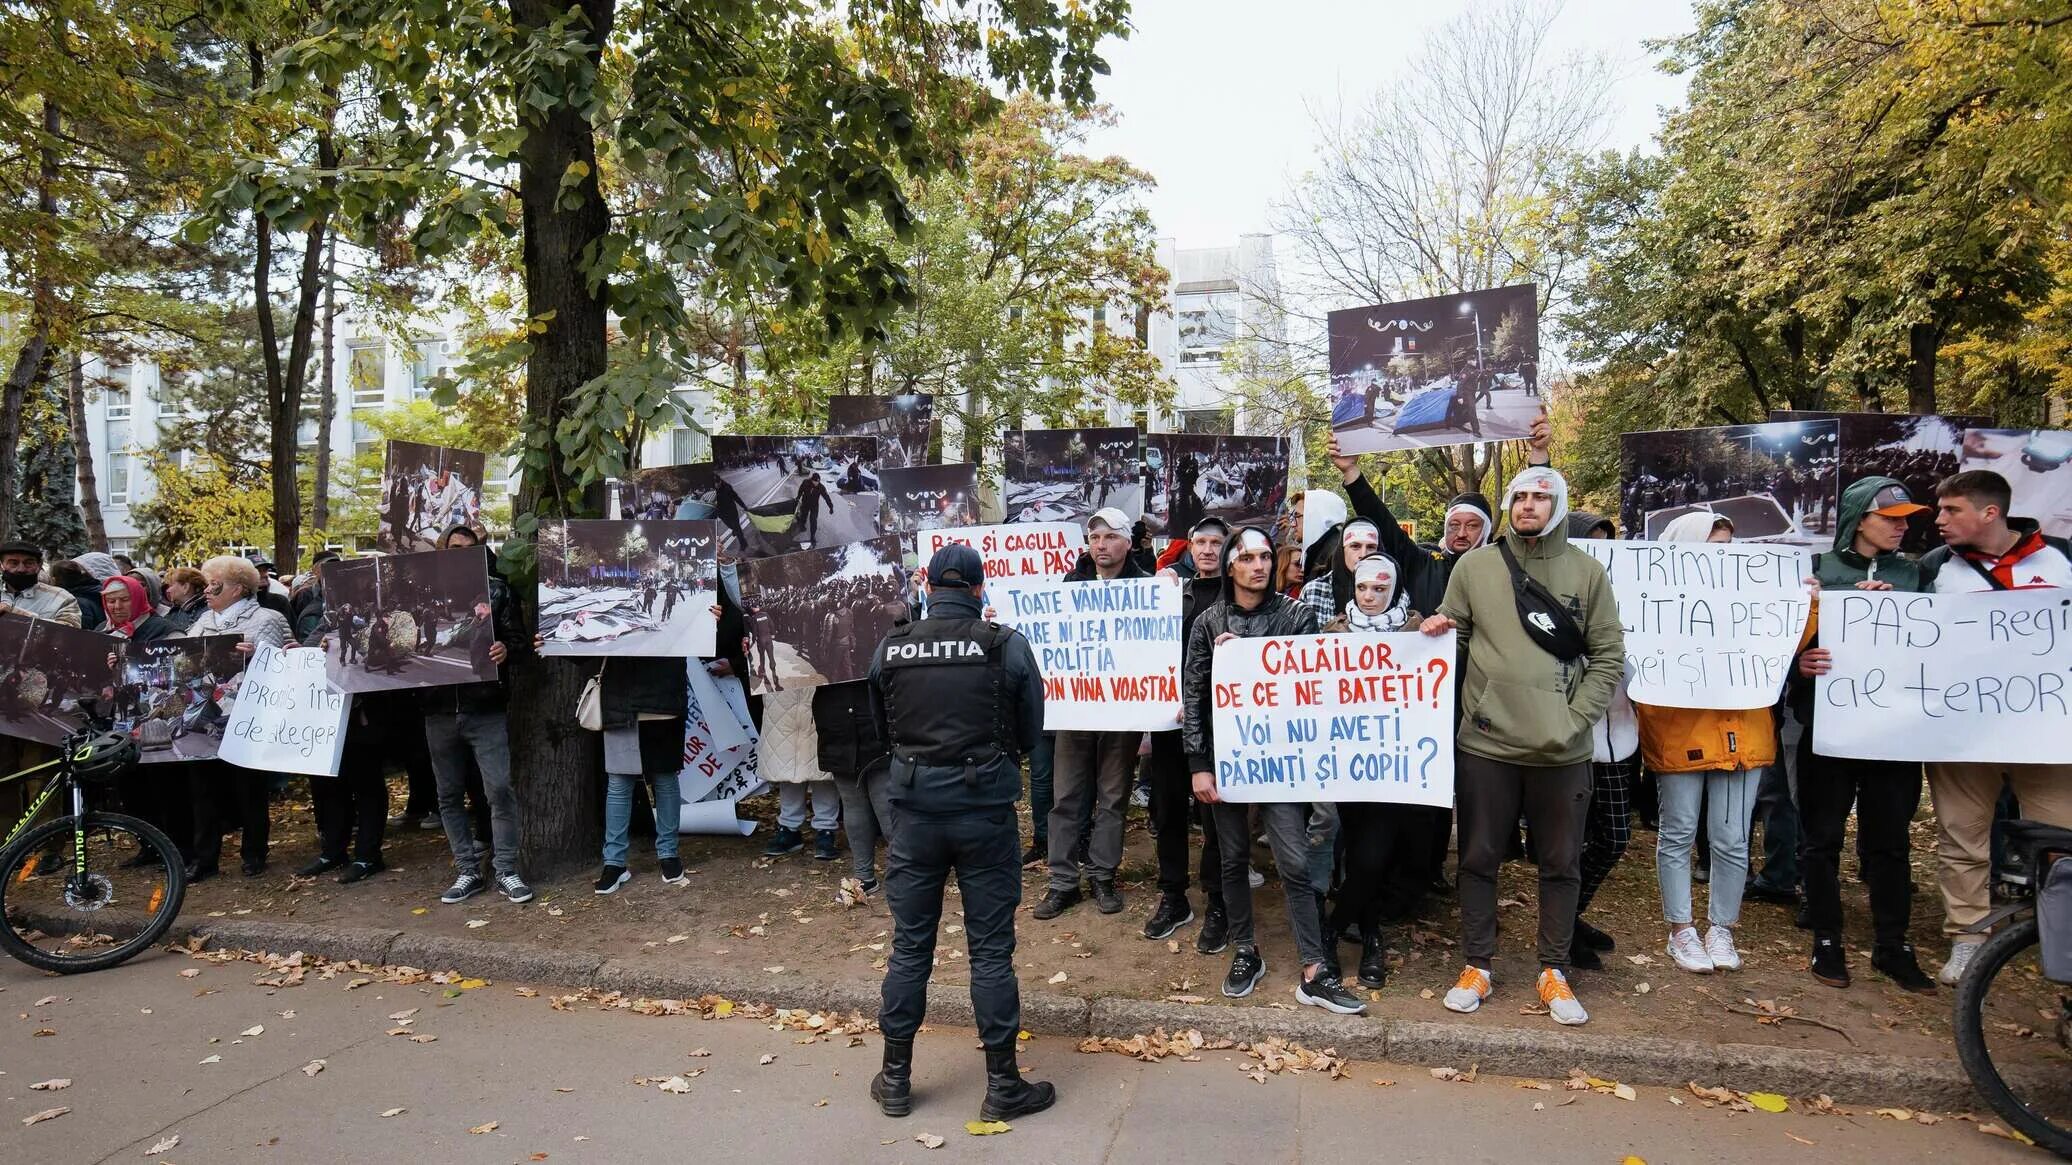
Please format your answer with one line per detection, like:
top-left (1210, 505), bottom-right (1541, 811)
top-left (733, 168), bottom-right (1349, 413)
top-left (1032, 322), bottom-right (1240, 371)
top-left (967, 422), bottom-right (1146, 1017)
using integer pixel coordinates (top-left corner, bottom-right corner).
top-left (0, 729), bottom-right (187, 974)
top-left (1953, 818), bottom-right (2072, 1158)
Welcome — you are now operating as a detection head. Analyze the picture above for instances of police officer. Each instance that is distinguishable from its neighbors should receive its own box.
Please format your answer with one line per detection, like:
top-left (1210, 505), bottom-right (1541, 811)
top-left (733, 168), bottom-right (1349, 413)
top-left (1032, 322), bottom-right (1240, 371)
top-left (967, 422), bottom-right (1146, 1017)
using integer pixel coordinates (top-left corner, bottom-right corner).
top-left (867, 542), bottom-right (1053, 1121)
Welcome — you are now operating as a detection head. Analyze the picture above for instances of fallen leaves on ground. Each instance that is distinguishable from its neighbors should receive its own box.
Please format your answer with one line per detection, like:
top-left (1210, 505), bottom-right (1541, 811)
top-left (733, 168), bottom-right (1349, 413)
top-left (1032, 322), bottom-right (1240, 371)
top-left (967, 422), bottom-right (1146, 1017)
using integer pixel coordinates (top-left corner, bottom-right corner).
top-left (515, 987), bottom-right (539, 998)
top-left (240, 1024), bottom-right (265, 1037)
top-left (379, 1108), bottom-right (406, 1118)
top-left (198, 1055), bottom-right (221, 1065)
top-left (1075, 1027), bottom-right (1232, 1064)
top-left (758, 1054), bottom-right (776, 1066)
top-left (1979, 1122), bottom-right (2036, 1145)
top-left (915, 1132), bottom-right (946, 1149)
top-left (966, 1120), bottom-right (1011, 1136)
top-left (144, 1134), bottom-right (179, 1154)
top-left (465, 920), bottom-right (489, 929)
top-left (655, 1076), bottom-right (693, 1094)
top-left (467, 1121), bottom-right (499, 1134)
top-left (21, 1107), bottom-right (69, 1126)
top-left (301, 1060), bottom-right (326, 1078)
top-left (1430, 1065), bottom-right (1478, 1084)
top-left (1047, 971), bottom-right (1068, 984)
top-left (1745, 1092), bottom-right (1786, 1113)
top-left (28, 1079), bottom-right (69, 1091)
top-left (178, 969), bottom-right (200, 979)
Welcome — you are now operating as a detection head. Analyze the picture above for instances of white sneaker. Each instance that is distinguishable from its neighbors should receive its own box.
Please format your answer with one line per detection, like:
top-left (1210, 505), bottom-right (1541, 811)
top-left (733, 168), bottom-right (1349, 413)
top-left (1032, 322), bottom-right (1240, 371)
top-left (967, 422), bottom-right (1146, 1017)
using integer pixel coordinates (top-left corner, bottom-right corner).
top-left (1938, 940), bottom-right (1982, 986)
top-left (1668, 927), bottom-right (1716, 974)
top-left (1537, 968), bottom-right (1588, 1026)
top-left (1443, 964), bottom-right (1492, 1014)
top-left (1247, 868), bottom-right (1265, 890)
top-left (1703, 926), bottom-right (1741, 971)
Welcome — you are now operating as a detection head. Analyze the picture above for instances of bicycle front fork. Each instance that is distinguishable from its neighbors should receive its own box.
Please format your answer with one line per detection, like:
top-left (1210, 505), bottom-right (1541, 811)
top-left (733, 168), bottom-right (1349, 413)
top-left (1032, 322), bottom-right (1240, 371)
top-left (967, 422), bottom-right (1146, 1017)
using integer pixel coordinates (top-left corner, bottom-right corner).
top-left (70, 784), bottom-right (85, 876)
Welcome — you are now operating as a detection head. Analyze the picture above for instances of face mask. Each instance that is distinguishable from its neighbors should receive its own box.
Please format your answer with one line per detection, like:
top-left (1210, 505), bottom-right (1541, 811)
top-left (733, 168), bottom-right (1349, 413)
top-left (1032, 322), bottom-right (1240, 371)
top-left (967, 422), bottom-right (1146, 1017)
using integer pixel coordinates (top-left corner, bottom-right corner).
top-left (2, 569), bottom-right (38, 592)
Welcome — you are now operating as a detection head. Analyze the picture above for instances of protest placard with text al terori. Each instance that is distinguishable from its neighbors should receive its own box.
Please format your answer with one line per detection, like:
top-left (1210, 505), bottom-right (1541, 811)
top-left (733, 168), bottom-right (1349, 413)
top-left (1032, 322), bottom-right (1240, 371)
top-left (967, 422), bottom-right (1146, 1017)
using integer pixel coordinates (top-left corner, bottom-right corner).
top-left (994, 575), bottom-right (1184, 733)
top-left (1813, 588), bottom-right (2072, 763)
top-left (1576, 539), bottom-right (1812, 709)
top-left (1211, 631), bottom-right (1456, 807)
top-left (218, 645), bottom-right (350, 777)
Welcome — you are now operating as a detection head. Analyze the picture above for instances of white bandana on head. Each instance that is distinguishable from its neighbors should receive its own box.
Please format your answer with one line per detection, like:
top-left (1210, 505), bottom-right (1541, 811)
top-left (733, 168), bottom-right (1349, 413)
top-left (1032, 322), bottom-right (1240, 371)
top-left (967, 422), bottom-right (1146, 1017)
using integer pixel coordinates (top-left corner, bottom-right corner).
top-left (1504, 466), bottom-right (1570, 537)
top-left (1301, 490), bottom-right (1348, 554)
top-left (1342, 553), bottom-right (1408, 631)
top-left (1443, 502), bottom-right (1493, 549)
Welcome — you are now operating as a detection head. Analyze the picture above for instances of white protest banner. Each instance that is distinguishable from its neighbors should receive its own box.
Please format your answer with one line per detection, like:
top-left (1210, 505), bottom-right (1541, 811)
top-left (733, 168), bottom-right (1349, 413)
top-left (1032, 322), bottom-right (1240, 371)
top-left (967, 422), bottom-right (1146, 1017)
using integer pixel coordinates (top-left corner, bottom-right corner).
top-left (917, 521), bottom-right (1084, 582)
top-left (1210, 632), bottom-right (1456, 807)
top-left (679, 661), bottom-right (752, 804)
top-left (1577, 539), bottom-right (1812, 709)
top-left (1814, 588), bottom-right (2072, 763)
top-left (996, 576), bottom-right (1184, 732)
top-left (218, 645), bottom-right (349, 777)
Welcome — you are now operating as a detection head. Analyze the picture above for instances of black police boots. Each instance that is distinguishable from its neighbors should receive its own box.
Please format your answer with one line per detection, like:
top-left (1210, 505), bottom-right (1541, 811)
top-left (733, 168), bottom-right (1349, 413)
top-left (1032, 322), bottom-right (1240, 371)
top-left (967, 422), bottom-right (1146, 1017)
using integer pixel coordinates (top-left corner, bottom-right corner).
top-left (978, 1044), bottom-right (1056, 1122)
top-left (870, 1035), bottom-right (913, 1117)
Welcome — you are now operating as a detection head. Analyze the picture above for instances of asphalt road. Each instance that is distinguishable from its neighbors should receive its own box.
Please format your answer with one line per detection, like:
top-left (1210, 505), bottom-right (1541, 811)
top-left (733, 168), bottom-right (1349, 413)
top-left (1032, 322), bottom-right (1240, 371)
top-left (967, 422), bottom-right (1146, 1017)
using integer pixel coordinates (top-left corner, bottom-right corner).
top-left (2, 950), bottom-right (2044, 1165)
top-left (323, 637), bottom-right (481, 695)
top-left (1336, 382), bottom-right (1544, 454)
top-left (722, 463), bottom-right (883, 554)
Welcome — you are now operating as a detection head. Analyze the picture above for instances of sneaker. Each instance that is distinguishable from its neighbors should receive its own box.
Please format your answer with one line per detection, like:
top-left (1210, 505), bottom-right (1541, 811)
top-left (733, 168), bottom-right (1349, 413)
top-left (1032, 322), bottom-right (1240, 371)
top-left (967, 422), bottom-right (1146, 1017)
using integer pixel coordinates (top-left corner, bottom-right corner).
top-left (594, 865), bottom-right (631, 895)
top-left (1442, 964), bottom-right (1492, 1014)
top-left (1536, 967), bottom-right (1588, 1026)
top-left (440, 873), bottom-right (487, 904)
top-left (659, 858), bottom-right (689, 886)
top-left (1141, 894), bottom-right (1194, 941)
top-left (1809, 934), bottom-right (1849, 987)
top-left (1872, 942), bottom-right (1937, 994)
top-left (1574, 918), bottom-right (1616, 952)
top-left (1668, 926), bottom-right (1716, 974)
top-left (495, 872), bottom-right (534, 904)
top-left (1030, 887), bottom-right (1081, 920)
top-left (416, 814), bottom-right (441, 831)
top-left (1090, 879), bottom-right (1124, 915)
top-left (1693, 862), bottom-right (1710, 884)
top-left (1223, 946), bottom-right (1267, 999)
top-left (859, 877), bottom-right (879, 896)
top-left (336, 859), bottom-right (383, 885)
top-left (1129, 786), bottom-right (1150, 809)
top-left (1703, 926), bottom-right (1741, 971)
top-left (1247, 868), bottom-right (1265, 890)
top-left (1296, 971), bottom-right (1368, 1015)
top-left (763, 827), bottom-right (805, 857)
top-left (1743, 881), bottom-right (1799, 905)
top-left (1938, 939), bottom-right (1983, 987)
top-left (1195, 905), bottom-right (1230, 954)
top-left (1021, 843), bottom-right (1045, 869)
top-left (814, 832), bottom-right (840, 862)
top-left (296, 856), bottom-right (346, 879)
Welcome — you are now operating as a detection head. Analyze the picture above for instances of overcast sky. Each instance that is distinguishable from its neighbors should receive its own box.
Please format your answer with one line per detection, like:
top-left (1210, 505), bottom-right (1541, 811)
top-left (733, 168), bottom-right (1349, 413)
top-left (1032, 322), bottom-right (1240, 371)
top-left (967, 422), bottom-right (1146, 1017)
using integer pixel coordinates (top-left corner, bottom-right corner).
top-left (1081, 0), bottom-right (1697, 246)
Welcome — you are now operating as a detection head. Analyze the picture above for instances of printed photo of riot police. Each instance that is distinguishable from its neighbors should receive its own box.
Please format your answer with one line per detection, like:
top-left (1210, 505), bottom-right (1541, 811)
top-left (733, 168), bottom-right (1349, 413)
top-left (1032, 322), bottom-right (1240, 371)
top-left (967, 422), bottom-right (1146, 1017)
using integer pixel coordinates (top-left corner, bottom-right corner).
top-left (738, 535), bottom-right (909, 695)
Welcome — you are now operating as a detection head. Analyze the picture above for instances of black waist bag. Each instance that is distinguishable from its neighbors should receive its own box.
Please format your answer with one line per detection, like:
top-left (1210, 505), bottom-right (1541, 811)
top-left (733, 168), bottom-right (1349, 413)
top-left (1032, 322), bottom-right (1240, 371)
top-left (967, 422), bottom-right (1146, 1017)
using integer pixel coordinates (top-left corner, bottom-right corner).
top-left (1497, 540), bottom-right (1589, 662)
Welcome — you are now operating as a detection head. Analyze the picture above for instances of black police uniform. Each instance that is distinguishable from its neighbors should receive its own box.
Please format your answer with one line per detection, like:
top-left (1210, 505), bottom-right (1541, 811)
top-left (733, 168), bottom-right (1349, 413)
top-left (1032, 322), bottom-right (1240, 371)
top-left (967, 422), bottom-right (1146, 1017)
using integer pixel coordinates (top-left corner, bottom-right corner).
top-left (867, 587), bottom-right (1044, 1051)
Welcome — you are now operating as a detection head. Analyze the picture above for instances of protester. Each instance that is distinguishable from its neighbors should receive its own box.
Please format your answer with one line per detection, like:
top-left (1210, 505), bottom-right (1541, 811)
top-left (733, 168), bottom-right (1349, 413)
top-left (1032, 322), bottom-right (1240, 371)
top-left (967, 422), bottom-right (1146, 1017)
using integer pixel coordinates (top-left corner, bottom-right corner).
top-left (1321, 552), bottom-right (1423, 990)
top-left (49, 560), bottom-right (106, 630)
top-left (761, 687), bottom-right (843, 861)
top-left (160, 566), bottom-right (207, 633)
top-left (587, 653), bottom-right (690, 892)
top-left (304, 696), bottom-right (396, 884)
top-left (1566, 510), bottom-right (1636, 972)
top-left (0, 542), bottom-right (82, 626)
top-left (1421, 465), bottom-right (1623, 1026)
top-left (1297, 516), bottom-right (1382, 628)
top-left (98, 574), bottom-right (168, 644)
top-left (1918, 469), bottom-right (2072, 984)
top-left (1142, 517), bottom-right (1230, 947)
top-left (1033, 507), bottom-right (1147, 920)
top-left (1792, 476), bottom-right (1936, 992)
top-left (1184, 526), bottom-right (1364, 1014)
top-left (816, 681), bottom-right (895, 893)
top-left (182, 554), bottom-right (292, 881)
top-left (867, 542), bottom-right (1053, 1122)
top-left (421, 534), bottom-right (532, 905)
top-left (1637, 511), bottom-right (1767, 975)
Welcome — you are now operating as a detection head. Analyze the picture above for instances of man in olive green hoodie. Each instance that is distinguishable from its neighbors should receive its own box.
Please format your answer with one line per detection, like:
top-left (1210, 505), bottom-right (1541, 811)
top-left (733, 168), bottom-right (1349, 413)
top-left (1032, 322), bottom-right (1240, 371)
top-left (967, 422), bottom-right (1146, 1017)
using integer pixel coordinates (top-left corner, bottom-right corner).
top-left (1421, 466), bottom-right (1624, 1026)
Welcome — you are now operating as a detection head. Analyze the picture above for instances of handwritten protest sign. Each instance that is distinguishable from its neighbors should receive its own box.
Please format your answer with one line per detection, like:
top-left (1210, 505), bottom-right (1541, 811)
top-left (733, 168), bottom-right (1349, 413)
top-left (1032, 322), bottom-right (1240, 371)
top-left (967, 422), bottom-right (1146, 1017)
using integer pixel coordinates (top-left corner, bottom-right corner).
top-left (917, 522), bottom-right (1084, 581)
top-left (1210, 632), bottom-right (1456, 807)
top-left (995, 576), bottom-right (1184, 732)
top-left (1814, 589), bottom-right (2072, 763)
top-left (1576, 540), bottom-right (1812, 709)
top-left (680, 661), bottom-right (755, 804)
top-left (218, 645), bottom-right (349, 777)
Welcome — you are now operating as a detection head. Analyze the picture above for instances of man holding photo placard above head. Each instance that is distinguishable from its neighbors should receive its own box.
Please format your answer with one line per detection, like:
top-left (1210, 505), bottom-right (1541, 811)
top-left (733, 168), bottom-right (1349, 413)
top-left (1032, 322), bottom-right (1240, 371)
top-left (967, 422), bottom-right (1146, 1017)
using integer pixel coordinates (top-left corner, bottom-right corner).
top-left (1916, 469), bottom-right (2072, 986)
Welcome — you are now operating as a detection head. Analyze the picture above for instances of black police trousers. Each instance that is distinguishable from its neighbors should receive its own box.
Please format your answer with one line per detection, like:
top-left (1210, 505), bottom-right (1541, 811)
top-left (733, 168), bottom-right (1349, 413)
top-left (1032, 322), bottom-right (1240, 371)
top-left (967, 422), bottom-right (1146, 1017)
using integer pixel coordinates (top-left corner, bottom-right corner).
top-left (879, 806), bottom-right (1022, 1049)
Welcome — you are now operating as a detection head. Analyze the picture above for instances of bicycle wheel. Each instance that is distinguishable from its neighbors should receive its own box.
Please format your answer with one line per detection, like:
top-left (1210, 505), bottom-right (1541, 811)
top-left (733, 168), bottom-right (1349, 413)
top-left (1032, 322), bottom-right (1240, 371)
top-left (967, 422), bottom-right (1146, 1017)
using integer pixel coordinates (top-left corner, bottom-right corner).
top-left (0, 811), bottom-right (187, 974)
top-left (1953, 917), bottom-right (2072, 1159)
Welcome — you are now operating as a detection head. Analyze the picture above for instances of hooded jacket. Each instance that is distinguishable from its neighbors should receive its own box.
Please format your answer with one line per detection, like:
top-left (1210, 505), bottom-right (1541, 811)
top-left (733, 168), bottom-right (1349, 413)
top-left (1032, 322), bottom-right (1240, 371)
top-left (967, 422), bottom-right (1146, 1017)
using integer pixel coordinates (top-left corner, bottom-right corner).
top-left (1436, 468), bottom-right (1625, 766)
top-left (1631, 515), bottom-right (1777, 774)
top-left (1567, 511), bottom-right (1617, 540)
top-left (1342, 474), bottom-right (1489, 617)
top-left (1181, 529), bottom-right (1318, 772)
top-left (1811, 476), bottom-right (1925, 591)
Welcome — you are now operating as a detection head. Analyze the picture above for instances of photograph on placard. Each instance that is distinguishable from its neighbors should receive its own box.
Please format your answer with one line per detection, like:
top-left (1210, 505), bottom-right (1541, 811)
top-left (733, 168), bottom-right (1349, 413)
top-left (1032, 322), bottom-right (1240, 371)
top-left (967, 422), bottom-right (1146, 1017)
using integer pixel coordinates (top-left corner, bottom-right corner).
top-left (1619, 419), bottom-right (1840, 547)
top-left (377, 439), bottom-right (489, 553)
top-left (0, 615), bottom-right (117, 746)
top-left (880, 463), bottom-right (982, 534)
top-left (827, 393), bottom-right (938, 468)
top-left (1002, 426), bottom-right (1146, 524)
top-left (617, 462), bottom-right (717, 522)
top-left (1143, 433), bottom-right (1290, 535)
top-left (1959, 428), bottom-right (2072, 539)
top-left (1771, 411), bottom-right (1990, 552)
top-left (711, 435), bottom-right (883, 557)
top-left (537, 520), bottom-right (720, 657)
top-left (1327, 283), bottom-right (1540, 455)
top-left (114, 635), bottom-right (245, 762)
top-left (738, 535), bottom-right (909, 696)
top-left (314, 549), bottom-right (498, 694)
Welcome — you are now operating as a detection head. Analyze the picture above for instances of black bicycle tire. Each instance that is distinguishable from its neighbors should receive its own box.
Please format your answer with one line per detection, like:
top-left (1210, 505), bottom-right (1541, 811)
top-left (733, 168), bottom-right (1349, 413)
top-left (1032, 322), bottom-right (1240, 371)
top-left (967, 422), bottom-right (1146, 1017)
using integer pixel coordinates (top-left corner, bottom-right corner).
top-left (0, 811), bottom-right (187, 975)
top-left (1953, 917), bottom-right (2072, 1159)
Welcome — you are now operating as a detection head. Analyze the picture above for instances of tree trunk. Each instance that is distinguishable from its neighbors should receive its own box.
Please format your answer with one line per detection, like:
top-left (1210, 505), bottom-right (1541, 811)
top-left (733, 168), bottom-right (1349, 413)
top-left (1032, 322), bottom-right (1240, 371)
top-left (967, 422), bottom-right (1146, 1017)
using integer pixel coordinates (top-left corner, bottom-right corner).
top-left (312, 237), bottom-right (338, 533)
top-left (1906, 321), bottom-right (1939, 415)
top-left (507, 0), bottom-right (616, 873)
top-left (69, 356), bottom-right (108, 551)
top-left (0, 97), bottom-right (61, 546)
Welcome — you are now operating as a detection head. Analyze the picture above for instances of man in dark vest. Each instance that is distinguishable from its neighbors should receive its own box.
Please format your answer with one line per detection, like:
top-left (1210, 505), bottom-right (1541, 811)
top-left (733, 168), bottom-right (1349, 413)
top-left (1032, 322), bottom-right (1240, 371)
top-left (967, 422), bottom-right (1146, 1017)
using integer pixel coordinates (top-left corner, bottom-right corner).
top-left (867, 542), bottom-right (1052, 1122)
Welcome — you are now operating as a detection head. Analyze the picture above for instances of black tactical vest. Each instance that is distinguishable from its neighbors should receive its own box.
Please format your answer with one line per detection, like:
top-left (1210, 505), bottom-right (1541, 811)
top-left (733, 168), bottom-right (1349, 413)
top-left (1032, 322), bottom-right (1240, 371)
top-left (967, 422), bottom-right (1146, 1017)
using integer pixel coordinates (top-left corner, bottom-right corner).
top-left (876, 615), bottom-right (1018, 806)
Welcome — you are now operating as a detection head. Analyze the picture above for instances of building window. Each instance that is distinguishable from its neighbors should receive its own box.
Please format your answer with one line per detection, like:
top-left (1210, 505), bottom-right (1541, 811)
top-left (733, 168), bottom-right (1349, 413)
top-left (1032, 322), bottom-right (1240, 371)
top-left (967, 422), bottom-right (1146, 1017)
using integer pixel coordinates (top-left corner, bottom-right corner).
top-left (354, 439), bottom-right (380, 462)
top-left (670, 427), bottom-right (709, 466)
top-left (349, 343), bottom-right (385, 407)
top-left (104, 364), bottom-right (133, 419)
top-left (409, 339), bottom-right (451, 400)
top-left (1179, 408), bottom-right (1234, 436)
top-left (109, 456), bottom-right (131, 506)
top-left (1092, 305), bottom-right (1108, 337)
top-left (1175, 291), bottom-right (1239, 365)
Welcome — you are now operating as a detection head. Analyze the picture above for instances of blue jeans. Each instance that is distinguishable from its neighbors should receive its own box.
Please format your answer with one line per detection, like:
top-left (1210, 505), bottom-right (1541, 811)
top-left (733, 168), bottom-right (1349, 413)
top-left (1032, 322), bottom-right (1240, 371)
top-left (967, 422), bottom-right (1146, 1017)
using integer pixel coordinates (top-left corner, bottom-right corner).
top-left (1657, 767), bottom-right (1760, 928)
top-left (1028, 733), bottom-right (1054, 846)
top-left (602, 772), bottom-right (680, 867)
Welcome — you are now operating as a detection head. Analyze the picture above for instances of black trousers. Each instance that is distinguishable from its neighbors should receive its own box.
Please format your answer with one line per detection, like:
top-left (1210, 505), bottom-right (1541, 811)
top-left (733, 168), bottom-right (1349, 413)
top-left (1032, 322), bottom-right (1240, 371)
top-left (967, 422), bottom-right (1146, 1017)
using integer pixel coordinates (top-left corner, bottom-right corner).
top-left (312, 730), bottom-right (390, 865)
top-left (1796, 731), bottom-right (1920, 948)
top-left (1148, 731), bottom-right (1222, 904)
top-left (879, 807), bottom-right (1023, 1049)
top-left (121, 765), bottom-right (194, 862)
top-left (1333, 802), bottom-right (1424, 936)
top-left (190, 759), bottom-right (268, 871)
top-left (1457, 753), bottom-right (1590, 969)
